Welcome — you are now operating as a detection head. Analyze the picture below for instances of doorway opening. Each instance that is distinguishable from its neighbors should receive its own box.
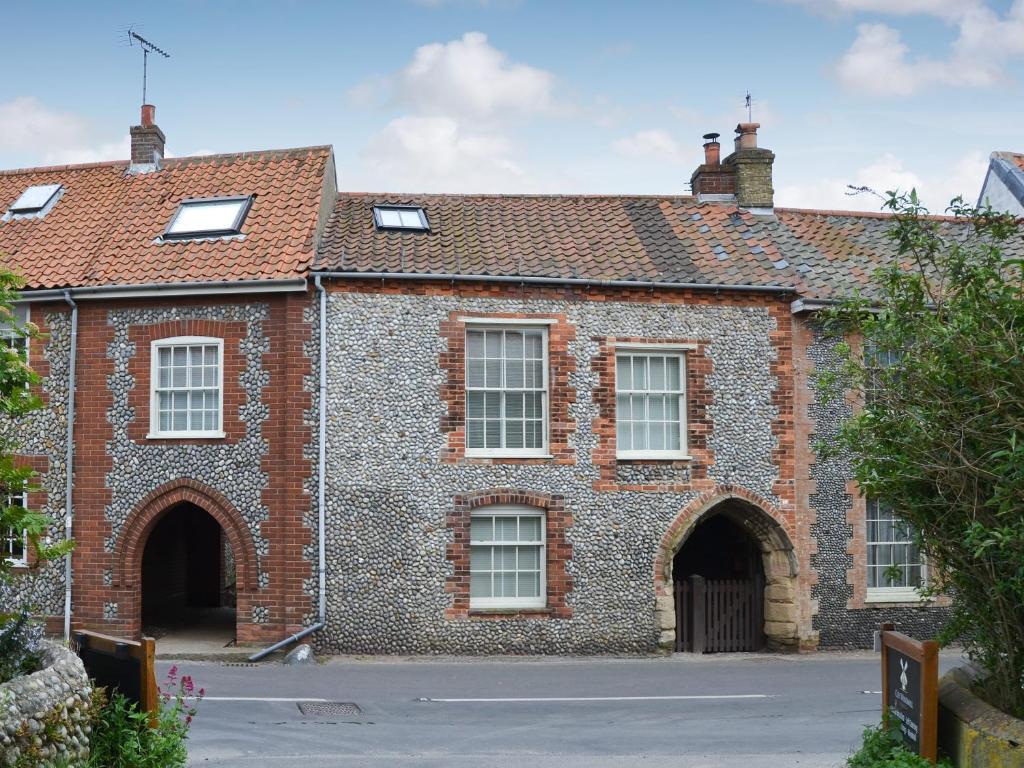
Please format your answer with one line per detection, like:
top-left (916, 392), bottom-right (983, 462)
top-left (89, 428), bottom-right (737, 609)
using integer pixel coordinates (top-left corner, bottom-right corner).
top-left (673, 506), bottom-right (766, 653)
top-left (141, 502), bottom-right (236, 647)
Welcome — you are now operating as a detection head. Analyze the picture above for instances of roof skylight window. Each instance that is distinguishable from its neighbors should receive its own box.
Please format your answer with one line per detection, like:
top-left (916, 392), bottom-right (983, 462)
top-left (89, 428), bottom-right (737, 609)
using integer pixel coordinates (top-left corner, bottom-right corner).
top-left (8, 184), bottom-right (63, 215)
top-left (164, 196), bottom-right (253, 240)
top-left (373, 206), bottom-right (429, 231)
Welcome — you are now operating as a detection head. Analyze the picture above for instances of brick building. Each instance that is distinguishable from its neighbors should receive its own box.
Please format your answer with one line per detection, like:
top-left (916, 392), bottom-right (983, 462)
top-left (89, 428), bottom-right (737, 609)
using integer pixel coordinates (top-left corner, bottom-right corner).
top-left (3, 109), bottom-right (998, 654)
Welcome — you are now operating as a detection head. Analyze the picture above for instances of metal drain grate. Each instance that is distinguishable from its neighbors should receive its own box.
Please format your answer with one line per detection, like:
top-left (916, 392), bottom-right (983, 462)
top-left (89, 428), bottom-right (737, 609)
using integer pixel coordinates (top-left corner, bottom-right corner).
top-left (297, 701), bottom-right (361, 717)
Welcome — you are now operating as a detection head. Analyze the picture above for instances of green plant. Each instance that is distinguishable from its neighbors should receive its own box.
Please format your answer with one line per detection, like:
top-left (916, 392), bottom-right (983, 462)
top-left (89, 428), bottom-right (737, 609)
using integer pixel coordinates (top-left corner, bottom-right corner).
top-left (818, 191), bottom-right (1024, 717)
top-left (847, 722), bottom-right (953, 767)
top-left (86, 666), bottom-right (204, 768)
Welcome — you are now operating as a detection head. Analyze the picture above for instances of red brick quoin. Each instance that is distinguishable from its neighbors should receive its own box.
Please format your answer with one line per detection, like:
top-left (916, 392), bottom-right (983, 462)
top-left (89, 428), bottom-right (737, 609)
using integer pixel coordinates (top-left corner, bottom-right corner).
top-left (109, 479), bottom-right (260, 638)
top-left (445, 489), bottom-right (573, 620)
top-left (591, 336), bottom-right (716, 493)
top-left (439, 312), bottom-right (576, 465)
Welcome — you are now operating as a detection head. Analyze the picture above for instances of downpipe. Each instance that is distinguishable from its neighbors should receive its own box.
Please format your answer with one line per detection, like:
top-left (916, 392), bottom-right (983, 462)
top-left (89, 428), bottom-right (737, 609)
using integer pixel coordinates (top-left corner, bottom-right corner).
top-left (248, 277), bottom-right (328, 662)
top-left (62, 290), bottom-right (78, 642)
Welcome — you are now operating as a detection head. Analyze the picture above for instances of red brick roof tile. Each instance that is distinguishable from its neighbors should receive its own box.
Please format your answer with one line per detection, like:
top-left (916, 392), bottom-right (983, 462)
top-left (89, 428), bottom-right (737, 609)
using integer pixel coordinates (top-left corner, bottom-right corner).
top-left (320, 193), bottom-right (1024, 301)
top-left (0, 146), bottom-right (332, 289)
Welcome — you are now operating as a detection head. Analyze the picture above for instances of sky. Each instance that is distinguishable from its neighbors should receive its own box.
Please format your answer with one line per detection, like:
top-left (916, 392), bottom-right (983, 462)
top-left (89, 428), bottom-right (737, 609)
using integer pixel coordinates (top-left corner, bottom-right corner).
top-left (2, 0), bottom-right (1023, 212)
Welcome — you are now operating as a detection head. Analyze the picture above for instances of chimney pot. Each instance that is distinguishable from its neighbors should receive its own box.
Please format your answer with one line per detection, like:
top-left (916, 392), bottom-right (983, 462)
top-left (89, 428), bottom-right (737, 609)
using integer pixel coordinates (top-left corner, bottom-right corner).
top-left (702, 132), bottom-right (721, 167)
top-left (735, 122), bottom-right (760, 151)
top-left (141, 104), bottom-right (156, 127)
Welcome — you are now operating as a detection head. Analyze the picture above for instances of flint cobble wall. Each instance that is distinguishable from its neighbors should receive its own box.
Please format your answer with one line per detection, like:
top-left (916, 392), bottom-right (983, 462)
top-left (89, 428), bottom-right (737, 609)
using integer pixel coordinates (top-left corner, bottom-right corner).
top-left (805, 323), bottom-right (950, 647)
top-left (314, 283), bottom-right (794, 654)
top-left (0, 642), bottom-right (92, 767)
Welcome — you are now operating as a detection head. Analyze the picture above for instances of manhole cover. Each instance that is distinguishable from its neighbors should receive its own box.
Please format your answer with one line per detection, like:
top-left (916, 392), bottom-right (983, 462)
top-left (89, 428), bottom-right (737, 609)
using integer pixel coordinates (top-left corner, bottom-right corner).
top-left (297, 701), bottom-right (361, 717)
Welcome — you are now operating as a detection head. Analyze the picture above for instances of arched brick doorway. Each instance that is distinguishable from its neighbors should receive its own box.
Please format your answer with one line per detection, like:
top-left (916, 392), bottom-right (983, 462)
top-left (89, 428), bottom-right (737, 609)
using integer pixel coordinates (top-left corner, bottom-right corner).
top-left (113, 480), bottom-right (258, 641)
top-left (655, 486), bottom-right (799, 652)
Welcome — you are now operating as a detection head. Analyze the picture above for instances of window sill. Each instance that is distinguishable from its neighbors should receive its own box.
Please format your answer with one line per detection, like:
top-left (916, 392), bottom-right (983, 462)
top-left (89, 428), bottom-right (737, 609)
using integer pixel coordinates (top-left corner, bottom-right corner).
top-left (464, 452), bottom-right (553, 460)
top-left (146, 431), bottom-right (226, 440)
top-left (865, 590), bottom-right (930, 605)
top-left (469, 607), bottom-right (553, 616)
top-left (617, 452), bottom-right (691, 461)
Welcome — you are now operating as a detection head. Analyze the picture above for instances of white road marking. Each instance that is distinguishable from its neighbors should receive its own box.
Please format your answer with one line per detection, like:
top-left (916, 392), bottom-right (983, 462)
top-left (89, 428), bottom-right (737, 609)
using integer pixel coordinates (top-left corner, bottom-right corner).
top-left (202, 697), bottom-right (329, 702)
top-left (418, 694), bottom-right (773, 703)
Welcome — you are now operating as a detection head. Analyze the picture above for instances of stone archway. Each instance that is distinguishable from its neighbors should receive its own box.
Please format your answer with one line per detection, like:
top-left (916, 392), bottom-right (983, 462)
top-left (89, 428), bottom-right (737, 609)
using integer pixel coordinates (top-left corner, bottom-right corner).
top-left (655, 485), bottom-right (799, 652)
top-left (111, 480), bottom-right (259, 639)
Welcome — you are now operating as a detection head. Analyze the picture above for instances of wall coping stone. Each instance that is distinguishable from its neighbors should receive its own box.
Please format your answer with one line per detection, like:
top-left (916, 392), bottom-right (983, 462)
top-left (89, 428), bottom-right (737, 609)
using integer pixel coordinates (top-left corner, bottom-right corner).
top-left (939, 664), bottom-right (1024, 767)
top-left (0, 640), bottom-right (92, 766)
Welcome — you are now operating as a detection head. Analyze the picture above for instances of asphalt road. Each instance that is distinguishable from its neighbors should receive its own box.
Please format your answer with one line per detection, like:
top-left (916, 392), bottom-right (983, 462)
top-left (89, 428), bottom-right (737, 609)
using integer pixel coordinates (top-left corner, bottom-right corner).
top-left (165, 650), bottom-right (962, 768)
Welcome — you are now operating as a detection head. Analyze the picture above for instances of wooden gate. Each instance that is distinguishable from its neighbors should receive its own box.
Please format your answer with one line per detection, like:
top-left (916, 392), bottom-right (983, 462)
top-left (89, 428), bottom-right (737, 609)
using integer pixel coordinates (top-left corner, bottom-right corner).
top-left (674, 574), bottom-right (764, 653)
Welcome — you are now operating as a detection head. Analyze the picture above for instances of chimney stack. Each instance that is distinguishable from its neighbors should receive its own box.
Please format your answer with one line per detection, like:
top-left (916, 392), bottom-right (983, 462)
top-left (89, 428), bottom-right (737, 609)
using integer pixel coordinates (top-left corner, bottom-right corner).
top-left (723, 122), bottom-right (774, 210)
top-left (690, 132), bottom-right (737, 199)
top-left (129, 104), bottom-right (165, 172)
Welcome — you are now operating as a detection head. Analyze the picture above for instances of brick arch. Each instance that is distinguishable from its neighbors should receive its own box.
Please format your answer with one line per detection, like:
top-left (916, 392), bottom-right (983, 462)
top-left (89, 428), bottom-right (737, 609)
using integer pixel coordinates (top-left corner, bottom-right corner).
top-left (445, 488), bottom-right (573, 620)
top-left (654, 484), bottom-right (800, 652)
top-left (113, 479), bottom-right (258, 591)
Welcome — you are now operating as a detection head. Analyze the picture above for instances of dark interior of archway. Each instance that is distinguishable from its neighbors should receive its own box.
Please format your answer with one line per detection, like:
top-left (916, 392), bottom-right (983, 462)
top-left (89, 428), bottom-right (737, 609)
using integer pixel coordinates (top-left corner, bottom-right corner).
top-left (142, 503), bottom-right (236, 639)
top-left (673, 513), bottom-right (764, 581)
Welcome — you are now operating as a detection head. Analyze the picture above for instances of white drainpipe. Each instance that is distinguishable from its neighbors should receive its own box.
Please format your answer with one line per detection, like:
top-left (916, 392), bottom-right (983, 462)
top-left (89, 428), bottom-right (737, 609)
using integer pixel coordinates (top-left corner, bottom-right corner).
top-left (62, 290), bottom-right (78, 642)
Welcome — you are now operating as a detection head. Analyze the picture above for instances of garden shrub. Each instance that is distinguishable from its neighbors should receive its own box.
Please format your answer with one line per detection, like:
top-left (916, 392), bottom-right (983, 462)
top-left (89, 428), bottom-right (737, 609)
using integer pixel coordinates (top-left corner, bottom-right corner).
top-left (86, 666), bottom-right (204, 768)
top-left (819, 192), bottom-right (1024, 717)
top-left (847, 722), bottom-right (953, 767)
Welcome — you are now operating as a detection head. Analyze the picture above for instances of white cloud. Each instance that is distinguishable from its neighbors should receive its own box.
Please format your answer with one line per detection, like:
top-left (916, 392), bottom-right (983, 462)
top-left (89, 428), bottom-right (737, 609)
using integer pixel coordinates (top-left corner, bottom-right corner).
top-left (817, 0), bottom-right (1024, 96)
top-left (0, 97), bottom-right (130, 166)
top-left (612, 130), bottom-right (695, 166)
top-left (391, 32), bottom-right (555, 120)
top-left (776, 151), bottom-right (987, 212)
top-left (357, 115), bottom-right (530, 192)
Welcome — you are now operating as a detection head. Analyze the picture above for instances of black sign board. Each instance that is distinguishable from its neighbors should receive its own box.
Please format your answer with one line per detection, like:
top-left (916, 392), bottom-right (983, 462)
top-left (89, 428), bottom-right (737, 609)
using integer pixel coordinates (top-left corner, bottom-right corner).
top-left (73, 630), bottom-right (158, 718)
top-left (879, 624), bottom-right (938, 763)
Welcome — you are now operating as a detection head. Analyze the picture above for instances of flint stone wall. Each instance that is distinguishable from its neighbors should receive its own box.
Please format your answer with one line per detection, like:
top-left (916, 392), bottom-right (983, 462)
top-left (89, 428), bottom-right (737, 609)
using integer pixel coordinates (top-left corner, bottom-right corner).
top-left (806, 323), bottom-right (950, 647)
top-left (316, 289), bottom-right (784, 654)
top-left (0, 641), bottom-right (92, 767)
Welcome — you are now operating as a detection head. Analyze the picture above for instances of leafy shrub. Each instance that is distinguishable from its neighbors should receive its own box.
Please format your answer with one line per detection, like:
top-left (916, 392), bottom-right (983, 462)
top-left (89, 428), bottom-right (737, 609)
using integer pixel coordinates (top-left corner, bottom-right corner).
top-left (0, 607), bottom-right (42, 683)
top-left (87, 666), bottom-right (204, 768)
top-left (847, 722), bottom-right (953, 767)
top-left (819, 193), bottom-right (1024, 717)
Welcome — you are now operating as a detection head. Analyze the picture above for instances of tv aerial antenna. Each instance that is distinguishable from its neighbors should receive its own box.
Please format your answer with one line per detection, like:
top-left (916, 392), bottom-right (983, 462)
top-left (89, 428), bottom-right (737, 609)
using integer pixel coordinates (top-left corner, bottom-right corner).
top-left (127, 28), bottom-right (170, 105)
top-left (745, 92), bottom-right (753, 122)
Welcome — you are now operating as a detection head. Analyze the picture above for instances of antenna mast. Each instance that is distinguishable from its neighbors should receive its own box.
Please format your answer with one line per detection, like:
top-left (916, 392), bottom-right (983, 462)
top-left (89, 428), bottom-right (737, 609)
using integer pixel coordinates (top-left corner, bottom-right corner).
top-left (128, 29), bottom-right (170, 105)
top-left (745, 92), bottom-right (753, 122)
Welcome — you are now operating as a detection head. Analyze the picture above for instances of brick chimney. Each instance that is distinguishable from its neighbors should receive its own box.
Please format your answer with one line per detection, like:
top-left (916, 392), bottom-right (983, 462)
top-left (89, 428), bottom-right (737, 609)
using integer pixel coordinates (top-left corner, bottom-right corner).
top-left (129, 104), bottom-right (165, 172)
top-left (722, 123), bottom-right (774, 210)
top-left (690, 133), bottom-right (737, 198)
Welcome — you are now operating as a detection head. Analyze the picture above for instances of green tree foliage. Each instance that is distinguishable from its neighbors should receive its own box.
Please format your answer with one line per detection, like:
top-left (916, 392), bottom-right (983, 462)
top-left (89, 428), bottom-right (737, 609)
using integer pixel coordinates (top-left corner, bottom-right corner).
top-left (0, 267), bottom-right (74, 682)
top-left (819, 191), bottom-right (1024, 717)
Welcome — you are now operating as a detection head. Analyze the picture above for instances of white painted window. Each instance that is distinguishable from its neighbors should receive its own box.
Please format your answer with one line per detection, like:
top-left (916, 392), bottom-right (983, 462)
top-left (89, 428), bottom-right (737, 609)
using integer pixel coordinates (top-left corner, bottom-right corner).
top-left (3, 492), bottom-right (27, 567)
top-left (866, 499), bottom-right (925, 602)
top-left (470, 505), bottom-right (546, 609)
top-left (149, 337), bottom-right (224, 438)
top-left (465, 327), bottom-right (548, 457)
top-left (1, 304), bottom-right (30, 360)
top-left (164, 196), bottom-right (252, 240)
top-left (615, 350), bottom-right (687, 459)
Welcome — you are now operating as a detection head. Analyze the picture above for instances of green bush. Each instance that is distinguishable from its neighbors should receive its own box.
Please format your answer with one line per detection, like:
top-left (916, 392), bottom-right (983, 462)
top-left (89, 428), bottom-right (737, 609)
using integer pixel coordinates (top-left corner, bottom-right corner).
top-left (86, 666), bottom-right (203, 768)
top-left (819, 192), bottom-right (1024, 717)
top-left (847, 722), bottom-right (953, 767)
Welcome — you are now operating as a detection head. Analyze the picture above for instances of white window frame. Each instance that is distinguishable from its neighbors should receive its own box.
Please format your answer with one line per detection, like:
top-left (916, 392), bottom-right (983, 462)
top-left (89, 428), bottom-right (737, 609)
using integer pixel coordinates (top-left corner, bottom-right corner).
top-left (4, 491), bottom-right (28, 567)
top-left (148, 336), bottom-right (226, 439)
top-left (464, 325), bottom-right (550, 459)
top-left (614, 343), bottom-right (691, 460)
top-left (865, 499), bottom-right (927, 603)
top-left (469, 505), bottom-right (546, 610)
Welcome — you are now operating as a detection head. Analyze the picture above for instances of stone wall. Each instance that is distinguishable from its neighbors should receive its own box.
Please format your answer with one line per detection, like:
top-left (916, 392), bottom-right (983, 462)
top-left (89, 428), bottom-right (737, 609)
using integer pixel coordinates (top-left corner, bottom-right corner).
top-left (802, 321), bottom-right (950, 647)
top-left (315, 282), bottom-right (801, 654)
top-left (0, 641), bottom-right (92, 766)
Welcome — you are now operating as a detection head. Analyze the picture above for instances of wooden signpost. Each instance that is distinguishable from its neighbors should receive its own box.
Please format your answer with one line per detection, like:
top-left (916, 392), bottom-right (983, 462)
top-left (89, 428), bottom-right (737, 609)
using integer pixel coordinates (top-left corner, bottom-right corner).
top-left (879, 623), bottom-right (939, 763)
top-left (73, 630), bottom-right (158, 718)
